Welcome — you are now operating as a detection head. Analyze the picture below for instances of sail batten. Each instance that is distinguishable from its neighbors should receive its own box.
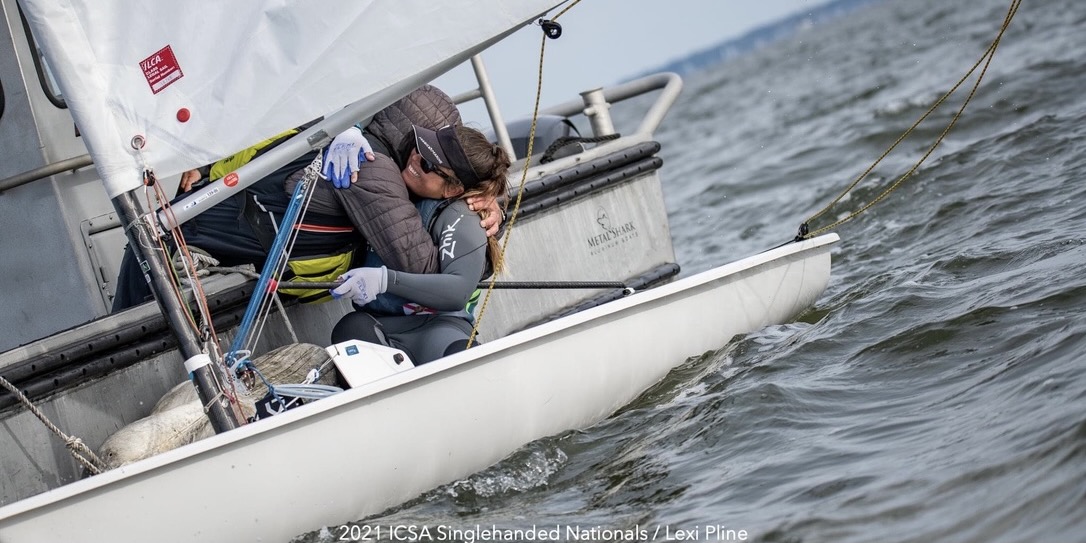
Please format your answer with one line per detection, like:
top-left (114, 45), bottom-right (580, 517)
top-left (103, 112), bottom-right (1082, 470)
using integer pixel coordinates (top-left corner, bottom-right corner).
top-left (19, 0), bottom-right (565, 198)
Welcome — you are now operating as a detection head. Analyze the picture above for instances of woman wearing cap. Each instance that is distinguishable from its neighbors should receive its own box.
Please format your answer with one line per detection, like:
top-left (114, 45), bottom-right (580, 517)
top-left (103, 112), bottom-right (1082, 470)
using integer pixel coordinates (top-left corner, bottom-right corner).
top-left (327, 124), bottom-right (510, 365)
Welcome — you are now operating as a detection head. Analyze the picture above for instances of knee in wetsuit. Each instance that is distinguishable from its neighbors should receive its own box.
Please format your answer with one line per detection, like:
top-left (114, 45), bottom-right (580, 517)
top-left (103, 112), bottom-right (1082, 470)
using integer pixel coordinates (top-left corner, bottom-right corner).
top-left (331, 311), bottom-right (389, 346)
top-left (442, 338), bottom-right (472, 357)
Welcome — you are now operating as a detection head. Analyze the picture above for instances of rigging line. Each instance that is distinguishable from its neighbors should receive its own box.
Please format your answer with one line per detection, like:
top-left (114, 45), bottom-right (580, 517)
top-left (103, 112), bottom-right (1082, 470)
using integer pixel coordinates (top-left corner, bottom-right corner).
top-left (244, 251), bottom-right (299, 353)
top-left (153, 183), bottom-right (228, 365)
top-left (272, 176), bottom-right (322, 342)
top-left (145, 177), bottom-right (241, 415)
top-left (242, 232), bottom-right (300, 355)
top-left (200, 264), bottom-right (298, 345)
top-left (130, 148), bottom-right (246, 414)
top-left (798, 0), bottom-right (1021, 240)
top-left (552, 0), bottom-right (582, 20)
top-left (240, 182), bottom-right (320, 353)
top-left (0, 374), bottom-right (106, 474)
top-left (135, 153), bottom-right (240, 416)
top-left (467, 15), bottom-right (560, 348)
top-left (244, 177), bottom-right (317, 353)
top-left (156, 181), bottom-right (217, 339)
top-left (467, 1), bottom-right (583, 347)
top-left (228, 153), bottom-right (322, 362)
top-left (152, 178), bottom-right (243, 408)
top-left (143, 179), bottom-right (201, 335)
top-left (133, 149), bottom-right (207, 344)
top-left (230, 182), bottom-right (310, 362)
top-left (275, 280), bottom-right (631, 290)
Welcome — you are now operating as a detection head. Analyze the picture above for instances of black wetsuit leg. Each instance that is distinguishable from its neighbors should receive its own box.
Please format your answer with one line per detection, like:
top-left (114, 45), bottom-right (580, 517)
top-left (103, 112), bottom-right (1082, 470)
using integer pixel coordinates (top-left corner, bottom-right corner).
top-left (329, 312), bottom-right (475, 366)
top-left (331, 311), bottom-right (389, 346)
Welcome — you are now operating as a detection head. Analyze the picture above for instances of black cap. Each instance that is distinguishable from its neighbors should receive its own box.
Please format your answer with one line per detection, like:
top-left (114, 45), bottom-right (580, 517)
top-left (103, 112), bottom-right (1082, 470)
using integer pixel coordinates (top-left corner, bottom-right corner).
top-left (412, 125), bottom-right (482, 189)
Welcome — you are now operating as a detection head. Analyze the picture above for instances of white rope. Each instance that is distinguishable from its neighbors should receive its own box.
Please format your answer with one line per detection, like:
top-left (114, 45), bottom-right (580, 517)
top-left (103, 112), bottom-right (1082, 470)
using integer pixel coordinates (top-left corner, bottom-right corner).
top-left (0, 375), bottom-right (106, 474)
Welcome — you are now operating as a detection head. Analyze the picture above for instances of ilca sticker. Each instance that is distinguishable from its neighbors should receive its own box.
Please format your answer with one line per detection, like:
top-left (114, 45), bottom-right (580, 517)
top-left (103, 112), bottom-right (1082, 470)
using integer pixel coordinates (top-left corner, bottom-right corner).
top-left (140, 45), bottom-right (184, 94)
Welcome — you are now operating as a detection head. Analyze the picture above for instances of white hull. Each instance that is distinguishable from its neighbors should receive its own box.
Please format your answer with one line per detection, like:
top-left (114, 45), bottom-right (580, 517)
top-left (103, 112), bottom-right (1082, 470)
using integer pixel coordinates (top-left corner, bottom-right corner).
top-left (0, 234), bottom-right (838, 543)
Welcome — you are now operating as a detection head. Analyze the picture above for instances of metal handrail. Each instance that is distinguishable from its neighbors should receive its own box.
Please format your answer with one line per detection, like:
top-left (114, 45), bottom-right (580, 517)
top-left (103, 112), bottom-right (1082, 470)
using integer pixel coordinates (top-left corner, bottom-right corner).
top-left (541, 72), bottom-right (683, 138)
top-left (0, 154), bottom-right (93, 193)
top-left (468, 55), bottom-right (515, 160)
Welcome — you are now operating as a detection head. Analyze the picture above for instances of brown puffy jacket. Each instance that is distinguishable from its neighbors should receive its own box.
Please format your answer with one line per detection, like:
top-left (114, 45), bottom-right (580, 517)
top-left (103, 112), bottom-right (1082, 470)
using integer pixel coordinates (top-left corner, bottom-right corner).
top-left (365, 84), bottom-right (462, 162)
top-left (287, 85), bottom-right (462, 274)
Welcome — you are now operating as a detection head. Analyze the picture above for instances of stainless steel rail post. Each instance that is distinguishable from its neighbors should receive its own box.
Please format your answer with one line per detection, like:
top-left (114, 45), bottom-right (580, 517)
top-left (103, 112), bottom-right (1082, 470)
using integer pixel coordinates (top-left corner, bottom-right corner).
top-left (470, 55), bottom-right (516, 160)
top-left (580, 88), bottom-right (616, 137)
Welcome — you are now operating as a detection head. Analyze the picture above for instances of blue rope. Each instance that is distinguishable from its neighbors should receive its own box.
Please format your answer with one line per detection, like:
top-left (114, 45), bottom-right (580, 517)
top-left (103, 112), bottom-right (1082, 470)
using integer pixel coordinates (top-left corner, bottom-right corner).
top-left (218, 153), bottom-right (343, 417)
top-left (237, 358), bottom-right (340, 412)
top-left (226, 154), bottom-right (318, 371)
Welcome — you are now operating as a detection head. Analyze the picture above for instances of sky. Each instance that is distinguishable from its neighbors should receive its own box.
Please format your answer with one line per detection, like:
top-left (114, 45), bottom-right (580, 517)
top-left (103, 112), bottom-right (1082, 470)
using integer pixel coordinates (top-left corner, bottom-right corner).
top-left (434, 0), bottom-right (836, 126)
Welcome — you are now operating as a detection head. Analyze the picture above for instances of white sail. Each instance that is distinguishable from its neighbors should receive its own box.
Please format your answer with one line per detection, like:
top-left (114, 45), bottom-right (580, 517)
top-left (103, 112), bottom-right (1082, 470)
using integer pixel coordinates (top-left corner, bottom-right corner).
top-left (18, 0), bottom-right (565, 198)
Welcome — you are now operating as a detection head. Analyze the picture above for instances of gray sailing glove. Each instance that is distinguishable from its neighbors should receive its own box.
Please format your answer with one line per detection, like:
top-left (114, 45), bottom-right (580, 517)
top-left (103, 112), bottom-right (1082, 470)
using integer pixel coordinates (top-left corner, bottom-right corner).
top-left (331, 266), bottom-right (388, 306)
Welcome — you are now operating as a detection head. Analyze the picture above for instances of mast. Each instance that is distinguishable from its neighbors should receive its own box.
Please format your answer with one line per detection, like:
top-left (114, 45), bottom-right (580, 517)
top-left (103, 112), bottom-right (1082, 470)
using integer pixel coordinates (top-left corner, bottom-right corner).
top-left (112, 191), bottom-right (242, 432)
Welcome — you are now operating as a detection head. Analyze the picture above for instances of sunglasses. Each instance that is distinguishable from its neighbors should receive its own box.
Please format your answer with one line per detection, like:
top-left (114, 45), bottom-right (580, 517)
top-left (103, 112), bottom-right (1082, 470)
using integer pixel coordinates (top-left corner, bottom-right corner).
top-left (420, 157), bottom-right (459, 185)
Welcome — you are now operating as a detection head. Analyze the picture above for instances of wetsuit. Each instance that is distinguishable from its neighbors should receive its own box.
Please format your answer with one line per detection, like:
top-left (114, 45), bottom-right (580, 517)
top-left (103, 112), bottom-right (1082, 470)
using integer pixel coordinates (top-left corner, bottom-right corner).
top-left (330, 198), bottom-right (489, 365)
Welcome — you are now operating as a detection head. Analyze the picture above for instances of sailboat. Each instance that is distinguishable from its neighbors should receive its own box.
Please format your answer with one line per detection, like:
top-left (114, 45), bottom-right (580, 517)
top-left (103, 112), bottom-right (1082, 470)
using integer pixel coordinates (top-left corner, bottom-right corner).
top-left (0, 0), bottom-right (838, 540)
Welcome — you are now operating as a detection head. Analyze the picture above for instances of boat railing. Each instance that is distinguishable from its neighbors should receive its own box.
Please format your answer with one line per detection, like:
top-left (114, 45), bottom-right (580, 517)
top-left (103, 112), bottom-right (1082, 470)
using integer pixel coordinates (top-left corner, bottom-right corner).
top-left (449, 55), bottom-right (517, 161)
top-left (0, 154), bottom-right (93, 193)
top-left (452, 62), bottom-right (683, 154)
top-left (540, 72), bottom-right (683, 139)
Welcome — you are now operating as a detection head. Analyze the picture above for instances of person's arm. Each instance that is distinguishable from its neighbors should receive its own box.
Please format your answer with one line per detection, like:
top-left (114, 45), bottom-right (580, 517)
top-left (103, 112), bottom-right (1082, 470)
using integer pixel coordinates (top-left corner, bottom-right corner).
top-left (330, 155), bottom-right (440, 274)
top-left (383, 202), bottom-right (487, 310)
top-left (177, 168), bottom-right (207, 194)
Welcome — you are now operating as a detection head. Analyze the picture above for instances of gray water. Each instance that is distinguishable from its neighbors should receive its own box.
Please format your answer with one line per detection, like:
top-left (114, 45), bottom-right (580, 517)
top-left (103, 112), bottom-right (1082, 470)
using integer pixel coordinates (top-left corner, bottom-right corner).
top-left (298, 0), bottom-right (1086, 541)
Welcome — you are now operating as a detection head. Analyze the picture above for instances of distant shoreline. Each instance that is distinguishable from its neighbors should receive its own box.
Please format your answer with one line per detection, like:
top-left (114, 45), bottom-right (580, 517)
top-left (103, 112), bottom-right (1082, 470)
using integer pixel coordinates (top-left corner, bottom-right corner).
top-left (629, 0), bottom-right (884, 79)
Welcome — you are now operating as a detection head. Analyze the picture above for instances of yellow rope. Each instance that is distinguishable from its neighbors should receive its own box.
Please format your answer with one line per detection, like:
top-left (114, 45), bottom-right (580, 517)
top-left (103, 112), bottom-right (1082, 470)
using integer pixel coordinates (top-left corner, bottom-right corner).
top-left (468, 0), bottom-right (582, 347)
top-left (800, 0), bottom-right (1021, 240)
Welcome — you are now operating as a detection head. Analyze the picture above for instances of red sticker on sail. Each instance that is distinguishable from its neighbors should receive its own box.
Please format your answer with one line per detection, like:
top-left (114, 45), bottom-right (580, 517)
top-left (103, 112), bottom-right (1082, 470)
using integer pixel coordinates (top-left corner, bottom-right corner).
top-left (140, 45), bottom-right (184, 95)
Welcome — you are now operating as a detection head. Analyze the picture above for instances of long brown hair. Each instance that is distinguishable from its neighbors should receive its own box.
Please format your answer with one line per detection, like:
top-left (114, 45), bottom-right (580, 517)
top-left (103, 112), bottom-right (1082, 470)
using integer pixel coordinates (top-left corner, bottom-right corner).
top-left (454, 126), bottom-right (510, 274)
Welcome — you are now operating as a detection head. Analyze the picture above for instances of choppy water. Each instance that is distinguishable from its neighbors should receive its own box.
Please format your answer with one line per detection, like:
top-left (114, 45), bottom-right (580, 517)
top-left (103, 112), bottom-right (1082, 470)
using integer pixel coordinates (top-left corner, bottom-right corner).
top-left (298, 0), bottom-right (1086, 541)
